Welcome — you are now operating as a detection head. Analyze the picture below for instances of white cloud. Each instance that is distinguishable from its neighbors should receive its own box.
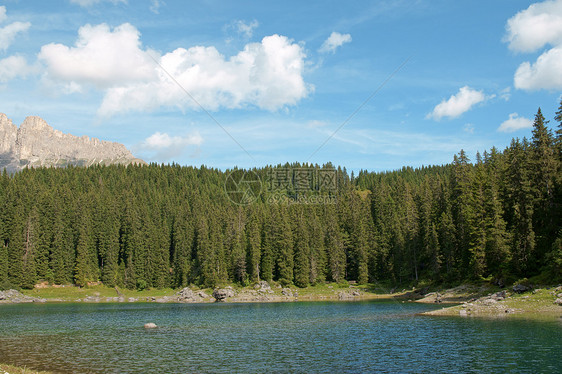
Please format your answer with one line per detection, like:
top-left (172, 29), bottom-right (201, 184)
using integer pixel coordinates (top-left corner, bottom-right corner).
top-left (139, 131), bottom-right (203, 160)
top-left (498, 113), bottom-right (533, 132)
top-left (319, 32), bottom-right (352, 54)
top-left (150, 0), bottom-right (163, 14)
top-left (500, 87), bottom-right (511, 101)
top-left (38, 23), bottom-right (157, 89)
top-left (0, 20), bottom-right (31, 51)
top-left (504, 0), bottom-right (562, 53)
top-left (0, 55), bottom-right (32, 82)
top-left (0, 6), bottom-right (7, 24)
top-left (505, 0), bottom-right (562, 91)
top-left (38, 23), bottom-right (311, 117)
top-left (0, 7), bottom-right (32, 83)
top-left (514, 45), bottom-right (562, 90)
top-left (428, 86), bottom-right (486, 120)
top-left (235, 20), bottom-right (259, 38)
top-left (69, 0), bottom-right (127, 7)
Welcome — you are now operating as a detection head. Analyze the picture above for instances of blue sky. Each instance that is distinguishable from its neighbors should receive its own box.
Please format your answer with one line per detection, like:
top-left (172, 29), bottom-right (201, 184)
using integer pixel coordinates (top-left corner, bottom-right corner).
top-left (1, 0), bottom-right (561, 172)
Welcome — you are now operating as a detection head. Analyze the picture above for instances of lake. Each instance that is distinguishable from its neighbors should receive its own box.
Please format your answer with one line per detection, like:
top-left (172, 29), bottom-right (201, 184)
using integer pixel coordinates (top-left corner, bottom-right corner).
top-left (0, 301), bottom-right (560, 373)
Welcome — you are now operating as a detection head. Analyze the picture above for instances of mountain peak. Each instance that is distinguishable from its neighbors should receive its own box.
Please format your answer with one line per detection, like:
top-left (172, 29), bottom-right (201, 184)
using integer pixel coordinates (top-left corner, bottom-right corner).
top-left (0, 113), bottom-right (145, 172)
top-left (20, 115), bottom-right (51, 132)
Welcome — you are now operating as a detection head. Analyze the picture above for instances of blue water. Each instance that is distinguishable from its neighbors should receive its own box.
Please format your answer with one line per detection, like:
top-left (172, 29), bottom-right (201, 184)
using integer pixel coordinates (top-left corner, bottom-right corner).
top-left (0, 301), bottom-right (560, 373)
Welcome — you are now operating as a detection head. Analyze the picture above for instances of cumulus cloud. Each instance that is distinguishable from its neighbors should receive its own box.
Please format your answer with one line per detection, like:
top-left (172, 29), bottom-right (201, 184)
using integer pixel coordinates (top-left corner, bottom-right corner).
top-left (428, 86), bottom-right (486, 120)
top-left (514, 45), bottom-right (562, 90)
top-left (38, 23), bottom-right (310, 116)
top-left (504, 0), bottom-right (562, 52)
top-left (319, 32), bottom-right (352, 53)
top-left (0, 55), bottom-right (33, 82)
top-left (69, 0), bottom-right (127, 7)
top-left (498, 113), bottom-right (533, 132)
top-left (39, 23), bottom-right (157, 89)
top-left (139, 131), bottom-right (203, 160)
top-left (505, 0), bottom-right (562, 90)
top-left (0, 6), bottom-right (31, 51)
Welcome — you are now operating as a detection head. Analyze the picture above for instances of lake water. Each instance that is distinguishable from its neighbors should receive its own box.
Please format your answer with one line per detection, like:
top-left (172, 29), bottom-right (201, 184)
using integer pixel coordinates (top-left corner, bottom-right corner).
top-left (0, 301), bottom-right (560, 373)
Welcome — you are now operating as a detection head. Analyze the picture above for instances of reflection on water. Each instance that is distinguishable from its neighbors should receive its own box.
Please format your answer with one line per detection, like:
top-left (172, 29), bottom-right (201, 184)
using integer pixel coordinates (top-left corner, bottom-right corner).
top-left (0, 301), bottom-right (560, 373)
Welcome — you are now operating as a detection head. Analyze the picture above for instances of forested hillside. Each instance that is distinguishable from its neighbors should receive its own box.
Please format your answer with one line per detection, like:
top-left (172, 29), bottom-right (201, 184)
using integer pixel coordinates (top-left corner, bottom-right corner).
top-left (1, 104), bottom-right (561, 290)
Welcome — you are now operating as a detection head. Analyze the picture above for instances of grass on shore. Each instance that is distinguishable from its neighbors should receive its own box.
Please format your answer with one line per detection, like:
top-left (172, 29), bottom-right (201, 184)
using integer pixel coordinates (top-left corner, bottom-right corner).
top-left (19, 281), bottom-right (399, 302)
top-left (0, 363), bottom-right (53, 374)
top-left (22, 285), bottom-right (176, 300)
top-left (424, 286), bottom-right (562, 318)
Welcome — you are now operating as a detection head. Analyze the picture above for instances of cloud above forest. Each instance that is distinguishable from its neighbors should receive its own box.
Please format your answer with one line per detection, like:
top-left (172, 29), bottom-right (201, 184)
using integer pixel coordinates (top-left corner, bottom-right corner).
top-left (38, 23), bottom-right (312, 117)
top-left (428, 86), bottom-right (486, 120)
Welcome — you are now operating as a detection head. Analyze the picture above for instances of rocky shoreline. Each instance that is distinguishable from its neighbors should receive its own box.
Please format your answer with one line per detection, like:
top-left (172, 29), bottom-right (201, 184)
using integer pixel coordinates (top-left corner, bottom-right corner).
top-left (421, 285), bottom-right (562, 318)
top-left (0, 281), bottom-right (370, 305)
top-left (0, 289), bottom-right (46, 304)
top-left (4, 282), bottom-right (561, 319)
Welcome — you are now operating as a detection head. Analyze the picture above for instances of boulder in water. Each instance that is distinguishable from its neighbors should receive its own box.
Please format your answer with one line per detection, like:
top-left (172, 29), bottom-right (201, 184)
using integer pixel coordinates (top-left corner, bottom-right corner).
top-left (144, 323), bottom-right (157, 329)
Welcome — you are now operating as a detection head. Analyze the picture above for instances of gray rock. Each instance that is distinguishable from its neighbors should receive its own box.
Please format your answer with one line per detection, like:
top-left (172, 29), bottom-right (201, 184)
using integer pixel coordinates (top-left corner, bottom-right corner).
top-left (0, 113), bottom-right (145, 173)
top-left (459, 309), bottom-right (468, 316)
top-left (176, 287), bottom-right (195, 301)
top-left (0, 289), bottom-right (44, 303)
top-left (212, 287), bottom-right (235, 302)
top-left (144, 323), bottom-right (157, 329)
top-left (175, 287), bottom-right (209, 303)
top-left (128, 297), bottom-right (138, 302)
top-left (490, 290), bottom-right (507, 300)
top-left (554, 298), bottom-right (562, 305)
top-left (512, 284), bottom-right (531, 294)
top-left (483, 298), bottom-right (498, 305)
top-left (338, 291), bottom-right (358, 300)
top-left (255, 281), bottom-right (272, 294)
top-left (282, 288), bottom-right (293, 297)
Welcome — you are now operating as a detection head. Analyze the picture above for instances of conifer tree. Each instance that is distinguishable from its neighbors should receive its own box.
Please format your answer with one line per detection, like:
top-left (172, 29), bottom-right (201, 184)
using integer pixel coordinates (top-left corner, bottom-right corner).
top-left (325, 205), bottom-right (346, 282)
top-left (505, 138), bottom-right (536, 275)
top-left (293, 210), bottom-right (311, 287)
top-left (74, 209), bottom-right (98, 287)
top-left (246, 209), bottom-right (262, 282)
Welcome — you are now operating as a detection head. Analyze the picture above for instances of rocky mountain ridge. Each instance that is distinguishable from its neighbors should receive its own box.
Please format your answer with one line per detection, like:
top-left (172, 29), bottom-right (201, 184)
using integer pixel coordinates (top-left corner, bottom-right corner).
top-left (0, 113), bottom-right (145, 172)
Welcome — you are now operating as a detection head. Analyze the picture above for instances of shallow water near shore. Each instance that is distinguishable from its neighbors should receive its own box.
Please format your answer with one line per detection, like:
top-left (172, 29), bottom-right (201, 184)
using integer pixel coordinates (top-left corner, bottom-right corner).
top-left (0, 301), bottom-right (560, 373)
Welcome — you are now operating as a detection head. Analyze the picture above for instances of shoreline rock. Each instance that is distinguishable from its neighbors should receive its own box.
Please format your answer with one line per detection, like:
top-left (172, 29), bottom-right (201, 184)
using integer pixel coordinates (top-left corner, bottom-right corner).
top-left (0, 289), bottom-right (45, 304)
